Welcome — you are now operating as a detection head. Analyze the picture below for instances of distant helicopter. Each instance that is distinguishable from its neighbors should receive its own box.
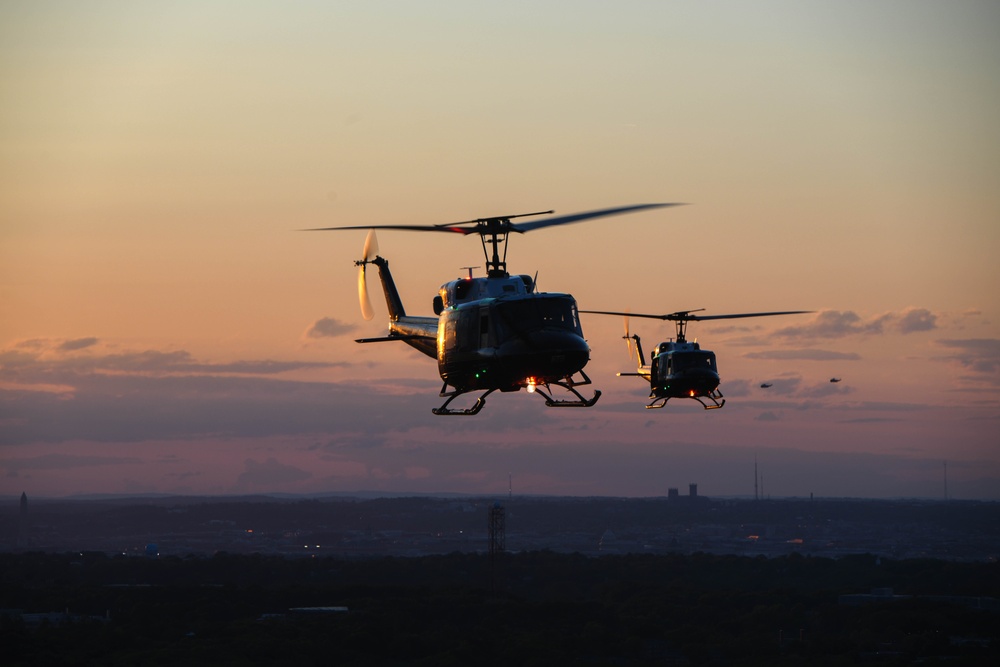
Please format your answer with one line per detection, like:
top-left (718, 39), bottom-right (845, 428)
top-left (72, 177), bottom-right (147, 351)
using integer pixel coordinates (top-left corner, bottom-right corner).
top-left (579, 309), bottom-right (811, 409)
top-left (830, 377), bottom-right (842, 383)
top-left (304, 204), bottom-right (679, 414)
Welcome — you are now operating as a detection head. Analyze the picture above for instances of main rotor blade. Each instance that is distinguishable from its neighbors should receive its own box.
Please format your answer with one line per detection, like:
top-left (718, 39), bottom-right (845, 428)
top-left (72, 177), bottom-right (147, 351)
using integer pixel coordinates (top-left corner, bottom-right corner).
top-left (440, 210), bottom-right (555, 227)
top-left (581, 309), bottom-right (666, 321)
top-left (680, 310), bottom-right (814, 322)
top-left (510, 203), bottom-right (685, 233)
top-left (299, 203), bottom-right (684, 235)
top-left (302, 216), bottom-right (555, 236)
top-left (581, 309), bottom-right (813, 322)
top-left (304, 223), bottom-right (471, 234)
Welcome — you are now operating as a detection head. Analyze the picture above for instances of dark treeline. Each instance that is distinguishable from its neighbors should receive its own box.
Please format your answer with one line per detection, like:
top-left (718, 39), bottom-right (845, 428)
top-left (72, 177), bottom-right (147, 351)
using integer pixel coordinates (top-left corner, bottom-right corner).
top-left (2, 550), bottom-right (998, 666)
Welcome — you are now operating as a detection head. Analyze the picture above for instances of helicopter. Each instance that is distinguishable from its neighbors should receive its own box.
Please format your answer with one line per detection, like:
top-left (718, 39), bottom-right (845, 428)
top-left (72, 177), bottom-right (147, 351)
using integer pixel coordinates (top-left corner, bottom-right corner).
top-left (578, 308), bottom-right (812, 409)
top-left (304, 204), bottom-right (679, 415)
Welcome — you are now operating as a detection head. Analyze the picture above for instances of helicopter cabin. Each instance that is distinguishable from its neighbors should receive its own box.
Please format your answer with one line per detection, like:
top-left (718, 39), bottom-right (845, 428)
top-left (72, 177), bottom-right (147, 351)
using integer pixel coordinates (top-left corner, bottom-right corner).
top-left (434, 274), bottom-right (585, 389)
top-left (434, 274), bottom-right (534, 313)
top-left (650, 341), bottom-right (718, 382)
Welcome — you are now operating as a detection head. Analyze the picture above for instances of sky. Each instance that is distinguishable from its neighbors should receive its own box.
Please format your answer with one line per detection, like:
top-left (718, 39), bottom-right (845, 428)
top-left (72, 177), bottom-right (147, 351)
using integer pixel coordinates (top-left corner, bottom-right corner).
top-left (2, 1), bottom-right (998, 500)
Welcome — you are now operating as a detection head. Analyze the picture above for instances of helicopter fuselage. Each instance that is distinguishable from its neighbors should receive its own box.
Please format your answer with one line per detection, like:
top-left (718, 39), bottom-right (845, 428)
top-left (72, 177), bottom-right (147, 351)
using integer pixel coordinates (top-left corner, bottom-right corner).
top-left (434, 274), bottom-right (590, 390)
top-left (617, 339), bottom-right (724, 409)
top-left (367, 258), bottom-right (598, 413)
top-left (437, 291), bottom-right (590, 392)
top-left (649, 341), bottom-right (721, 400)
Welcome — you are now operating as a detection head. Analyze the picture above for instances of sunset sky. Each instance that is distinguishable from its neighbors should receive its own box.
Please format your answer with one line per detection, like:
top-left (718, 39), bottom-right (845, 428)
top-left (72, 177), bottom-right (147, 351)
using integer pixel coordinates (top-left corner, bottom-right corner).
top-left (2, 1), bottom-right (998, 500)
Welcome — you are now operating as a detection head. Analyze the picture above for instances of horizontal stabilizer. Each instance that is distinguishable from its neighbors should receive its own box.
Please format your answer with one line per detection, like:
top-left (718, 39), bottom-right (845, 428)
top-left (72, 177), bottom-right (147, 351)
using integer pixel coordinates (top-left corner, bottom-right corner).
top-left (355, 335), bottom-right (436, 344)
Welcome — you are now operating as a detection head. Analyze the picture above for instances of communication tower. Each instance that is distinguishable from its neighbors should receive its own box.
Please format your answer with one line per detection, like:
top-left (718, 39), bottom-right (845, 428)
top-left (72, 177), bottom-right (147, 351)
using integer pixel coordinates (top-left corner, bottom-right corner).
top-left (488, 501), bottom-right (505, 594)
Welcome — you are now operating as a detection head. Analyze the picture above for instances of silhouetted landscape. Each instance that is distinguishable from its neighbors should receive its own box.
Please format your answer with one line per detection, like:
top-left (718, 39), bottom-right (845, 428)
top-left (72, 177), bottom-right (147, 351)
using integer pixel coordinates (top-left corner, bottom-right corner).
top-left (2, 494), bottom-right (998, 665)
top-left (4, 493), bottom-right (998, 560)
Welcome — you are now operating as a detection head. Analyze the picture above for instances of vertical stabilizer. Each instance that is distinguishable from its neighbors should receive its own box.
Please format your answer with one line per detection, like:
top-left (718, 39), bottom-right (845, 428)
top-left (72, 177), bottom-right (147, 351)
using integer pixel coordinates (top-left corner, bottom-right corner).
top-left (632, 335), bottom-right (647, 369)
top-left (372, 257), bottom-right (406, 321)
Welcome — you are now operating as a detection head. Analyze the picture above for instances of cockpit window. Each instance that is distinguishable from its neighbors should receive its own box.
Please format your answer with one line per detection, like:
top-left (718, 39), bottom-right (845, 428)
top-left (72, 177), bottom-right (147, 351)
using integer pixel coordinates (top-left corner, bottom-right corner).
top-left (671, 351), bottom-right (717, 372)
top-left (495, 297), bottom-right (582, 335)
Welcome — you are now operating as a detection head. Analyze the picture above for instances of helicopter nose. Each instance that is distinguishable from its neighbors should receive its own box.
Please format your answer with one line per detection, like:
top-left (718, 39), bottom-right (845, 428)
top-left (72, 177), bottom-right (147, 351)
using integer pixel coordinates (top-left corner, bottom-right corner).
top-left (530, 329), bottom-right (590, 354)
top-left (679, 367), bottom-right (721, 391)
top-left (500, 330), bottom-right (590, 378)
top-left (529, 328), bottom-right (589, 349)
top-left (530, 330), bottom-right (590, 371)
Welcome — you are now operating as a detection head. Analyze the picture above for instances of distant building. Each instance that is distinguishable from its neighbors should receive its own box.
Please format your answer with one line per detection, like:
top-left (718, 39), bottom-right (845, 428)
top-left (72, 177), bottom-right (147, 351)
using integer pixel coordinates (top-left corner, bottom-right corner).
top-left (667, 488), bottom-right (679, 499)
top-left (689, 484), bottom-right (698, 498)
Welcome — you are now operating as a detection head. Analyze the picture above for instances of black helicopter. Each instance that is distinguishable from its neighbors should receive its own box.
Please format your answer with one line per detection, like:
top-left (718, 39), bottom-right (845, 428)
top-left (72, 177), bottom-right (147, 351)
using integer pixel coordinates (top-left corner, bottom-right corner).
top-left (579, 308), bottom-right (811, 409)
top-left (305, 204), bottom-right (679, 414)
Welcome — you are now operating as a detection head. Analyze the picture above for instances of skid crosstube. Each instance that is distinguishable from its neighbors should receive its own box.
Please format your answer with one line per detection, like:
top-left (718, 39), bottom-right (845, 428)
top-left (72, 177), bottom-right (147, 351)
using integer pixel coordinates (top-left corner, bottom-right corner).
top-left (431, 371), bottom-right (601, 414)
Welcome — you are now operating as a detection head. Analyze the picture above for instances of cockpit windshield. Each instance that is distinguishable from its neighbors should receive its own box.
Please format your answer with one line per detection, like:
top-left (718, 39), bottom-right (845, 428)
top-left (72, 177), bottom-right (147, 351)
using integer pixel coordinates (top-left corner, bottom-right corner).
top-left (495, 296), bottom-right (581, 335)
top-left (671, 351), bottom-right (717, 372)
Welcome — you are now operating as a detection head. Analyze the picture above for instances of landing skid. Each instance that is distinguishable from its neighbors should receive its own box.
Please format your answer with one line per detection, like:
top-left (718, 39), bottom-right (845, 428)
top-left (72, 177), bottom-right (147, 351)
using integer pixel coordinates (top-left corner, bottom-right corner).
top-left (646, 390), bottom-right (725, 410)
top-left (532, 370), bottom-right (602, 408)
top-left (431, 370), bottom-right (602, 415)
top-left (694, 390), bottom-right (725, 410)
top-left (432, 384), bottom-right (497, 416)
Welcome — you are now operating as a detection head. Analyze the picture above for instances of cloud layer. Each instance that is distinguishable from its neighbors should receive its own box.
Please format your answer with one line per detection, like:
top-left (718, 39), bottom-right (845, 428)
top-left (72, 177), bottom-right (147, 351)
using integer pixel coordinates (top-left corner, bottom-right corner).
top-left (304, 317), bottom-right (356, 339)
top-left (774, 308), bottom-right (937, 340)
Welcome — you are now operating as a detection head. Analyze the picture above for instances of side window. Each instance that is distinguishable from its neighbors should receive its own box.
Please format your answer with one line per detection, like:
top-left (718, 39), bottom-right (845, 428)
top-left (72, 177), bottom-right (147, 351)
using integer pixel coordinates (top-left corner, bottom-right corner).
top-left (480, 312), bottom-right (490, 347)
top-left (443, 317), bottom-right (457, 352)
top-left (458, 309), bottom-right (478, 351)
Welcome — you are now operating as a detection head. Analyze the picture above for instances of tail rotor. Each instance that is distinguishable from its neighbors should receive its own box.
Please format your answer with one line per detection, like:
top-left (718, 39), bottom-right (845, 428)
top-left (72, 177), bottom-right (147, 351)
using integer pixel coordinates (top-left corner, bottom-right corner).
top-left (623, 312), bottom-right (635, 361)
top-left (356, 229), bottom-right (379, 321)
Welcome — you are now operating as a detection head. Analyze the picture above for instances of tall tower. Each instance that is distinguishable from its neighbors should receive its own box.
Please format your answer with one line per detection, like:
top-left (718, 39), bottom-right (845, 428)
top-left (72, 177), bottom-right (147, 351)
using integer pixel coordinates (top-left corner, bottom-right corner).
top-left (488, 502), bottom-right (505, 556)
top-left (488, 502), bottom-right (506, 594)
